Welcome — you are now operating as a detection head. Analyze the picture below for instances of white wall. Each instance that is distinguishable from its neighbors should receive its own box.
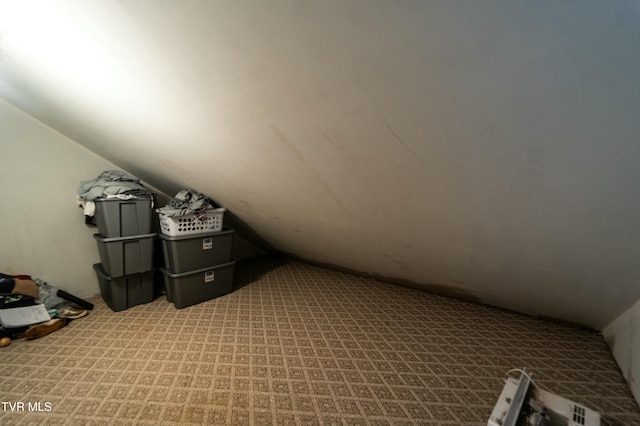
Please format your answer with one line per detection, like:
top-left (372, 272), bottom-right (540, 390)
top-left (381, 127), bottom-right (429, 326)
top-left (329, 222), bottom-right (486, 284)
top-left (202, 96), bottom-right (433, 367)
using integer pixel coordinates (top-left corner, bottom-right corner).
top-left (1, 1), bottom-right (640, 329)
top-left (604, 300), bottom-right (640, 406)
top-left (0, 98), bottom-right (135, 298)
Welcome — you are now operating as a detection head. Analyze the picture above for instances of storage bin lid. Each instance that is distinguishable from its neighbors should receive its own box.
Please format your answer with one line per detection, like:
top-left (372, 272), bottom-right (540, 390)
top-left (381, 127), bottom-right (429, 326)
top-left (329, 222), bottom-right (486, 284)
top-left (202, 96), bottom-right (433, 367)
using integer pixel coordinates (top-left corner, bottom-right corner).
top-left (93, 263), bottom-right (110, 280)
top-left (95, 195), bottom-right (154, 202)
top-left (93, 233), bottom-right (157, 243)
top-left (157, 229), bottom-right (233, 241)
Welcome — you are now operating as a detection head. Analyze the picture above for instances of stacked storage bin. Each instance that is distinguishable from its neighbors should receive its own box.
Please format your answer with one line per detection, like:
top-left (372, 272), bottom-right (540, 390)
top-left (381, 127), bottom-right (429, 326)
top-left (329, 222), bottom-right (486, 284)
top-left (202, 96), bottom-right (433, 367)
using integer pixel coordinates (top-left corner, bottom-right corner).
top-left (158, 207), bottom-right (236, 309)
top-left (91, 198), bottom-right (157, 312)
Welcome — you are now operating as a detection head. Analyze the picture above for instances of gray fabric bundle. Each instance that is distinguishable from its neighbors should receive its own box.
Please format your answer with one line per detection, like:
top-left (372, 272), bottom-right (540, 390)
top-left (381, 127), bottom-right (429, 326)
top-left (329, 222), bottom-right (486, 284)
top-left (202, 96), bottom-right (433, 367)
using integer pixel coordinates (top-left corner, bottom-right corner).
top-left (157, 189), bottom-right (220, 217)
top-left (77, 170), bottom-right (152, 202)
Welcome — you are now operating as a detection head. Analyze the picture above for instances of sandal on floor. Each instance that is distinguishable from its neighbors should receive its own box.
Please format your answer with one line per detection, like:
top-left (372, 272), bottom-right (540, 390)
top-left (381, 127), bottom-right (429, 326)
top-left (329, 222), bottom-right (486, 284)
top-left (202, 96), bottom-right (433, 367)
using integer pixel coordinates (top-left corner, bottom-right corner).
top-left (25, 318), bottom-right (67, 340)
top-left (56, 306), bottom-right (88, 320)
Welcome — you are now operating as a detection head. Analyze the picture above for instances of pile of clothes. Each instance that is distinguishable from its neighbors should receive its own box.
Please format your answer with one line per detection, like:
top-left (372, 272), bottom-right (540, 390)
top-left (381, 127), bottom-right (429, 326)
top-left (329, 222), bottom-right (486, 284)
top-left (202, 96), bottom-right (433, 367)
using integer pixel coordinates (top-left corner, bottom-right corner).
top-left (76, 170), bottom-right (154, 225)
top-left (156, 189), bottom-right (221, 218)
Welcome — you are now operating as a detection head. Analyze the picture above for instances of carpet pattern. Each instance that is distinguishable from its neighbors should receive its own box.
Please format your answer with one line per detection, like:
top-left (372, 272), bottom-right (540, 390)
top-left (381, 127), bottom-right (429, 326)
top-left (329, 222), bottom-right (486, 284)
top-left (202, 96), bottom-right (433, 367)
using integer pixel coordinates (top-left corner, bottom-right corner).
top-left (1, 256), bottom-right (639, 425)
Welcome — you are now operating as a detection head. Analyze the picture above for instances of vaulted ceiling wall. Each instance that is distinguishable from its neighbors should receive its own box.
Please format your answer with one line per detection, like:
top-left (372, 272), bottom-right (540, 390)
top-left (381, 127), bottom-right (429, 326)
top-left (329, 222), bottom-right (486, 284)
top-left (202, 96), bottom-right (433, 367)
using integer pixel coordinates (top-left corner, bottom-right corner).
top-left (1, 0), bottom-right (640, 329)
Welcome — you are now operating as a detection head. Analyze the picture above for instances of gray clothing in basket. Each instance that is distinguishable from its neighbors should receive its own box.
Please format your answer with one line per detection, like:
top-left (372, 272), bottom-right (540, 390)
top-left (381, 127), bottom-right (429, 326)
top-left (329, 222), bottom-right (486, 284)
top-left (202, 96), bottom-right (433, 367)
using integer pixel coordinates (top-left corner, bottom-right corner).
top-left (157, 189), bottom-right (219, 217)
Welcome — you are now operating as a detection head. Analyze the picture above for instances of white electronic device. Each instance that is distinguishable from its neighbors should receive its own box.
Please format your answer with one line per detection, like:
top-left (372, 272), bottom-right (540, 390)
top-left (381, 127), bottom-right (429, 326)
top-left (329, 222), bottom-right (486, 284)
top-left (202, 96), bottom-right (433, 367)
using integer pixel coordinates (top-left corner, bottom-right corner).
top-left (488, 371), bottom-right (600, 426)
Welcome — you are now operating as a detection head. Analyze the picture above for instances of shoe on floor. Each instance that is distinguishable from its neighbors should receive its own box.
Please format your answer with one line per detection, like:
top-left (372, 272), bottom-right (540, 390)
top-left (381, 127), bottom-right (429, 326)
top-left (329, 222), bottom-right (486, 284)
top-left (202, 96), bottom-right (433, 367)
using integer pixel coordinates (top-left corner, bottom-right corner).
top-left (25, 318), bottom-right (67, 340)
top-left (57, 306), bottom-right (88, 320)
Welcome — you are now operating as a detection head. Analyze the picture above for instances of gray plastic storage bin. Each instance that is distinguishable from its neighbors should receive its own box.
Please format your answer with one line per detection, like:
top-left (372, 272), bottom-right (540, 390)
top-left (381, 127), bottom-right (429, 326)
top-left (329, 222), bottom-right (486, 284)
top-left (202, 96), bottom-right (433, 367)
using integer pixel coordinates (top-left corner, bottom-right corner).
top-left (161, 261), bottom-right (235, 309)
top-left (159, 229), bottom-right (233, 273)
top-left (95, 198), bottom-right (153, 237)
top-left (93, 263), bottom-right (155, 312)
top-left (93, 233), bottom-right (156, 277)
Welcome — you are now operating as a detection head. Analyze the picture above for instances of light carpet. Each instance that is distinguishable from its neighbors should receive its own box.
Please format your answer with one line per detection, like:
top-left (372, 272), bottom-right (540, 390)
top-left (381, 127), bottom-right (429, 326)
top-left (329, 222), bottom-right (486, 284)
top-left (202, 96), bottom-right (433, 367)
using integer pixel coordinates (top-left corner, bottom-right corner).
top-left (1, 256), bottom-right (638, 425)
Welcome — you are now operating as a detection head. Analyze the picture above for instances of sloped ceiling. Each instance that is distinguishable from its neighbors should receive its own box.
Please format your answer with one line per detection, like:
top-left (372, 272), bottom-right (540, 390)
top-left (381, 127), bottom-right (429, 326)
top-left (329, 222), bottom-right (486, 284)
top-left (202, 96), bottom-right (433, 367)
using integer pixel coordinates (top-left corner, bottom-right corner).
top-left (2, 0), bottom-right (640, 329)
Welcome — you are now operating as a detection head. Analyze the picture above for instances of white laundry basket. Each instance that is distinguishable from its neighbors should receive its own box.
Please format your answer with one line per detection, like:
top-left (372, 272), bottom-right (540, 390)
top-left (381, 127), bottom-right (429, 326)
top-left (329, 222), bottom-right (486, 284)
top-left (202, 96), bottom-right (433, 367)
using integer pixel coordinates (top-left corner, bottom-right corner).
top-left (158, 208), bottom-right (226, 237)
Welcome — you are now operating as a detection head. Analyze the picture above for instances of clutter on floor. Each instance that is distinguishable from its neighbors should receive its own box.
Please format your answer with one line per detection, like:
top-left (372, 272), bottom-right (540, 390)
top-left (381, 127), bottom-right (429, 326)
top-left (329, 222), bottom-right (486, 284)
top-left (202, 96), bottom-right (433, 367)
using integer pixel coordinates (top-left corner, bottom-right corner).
top-left (0, 304), bottom-right (50, 328)
top-left (0, 275), bottom-right (92, 347)
top-left (488, 369), bottom-right (601, 426)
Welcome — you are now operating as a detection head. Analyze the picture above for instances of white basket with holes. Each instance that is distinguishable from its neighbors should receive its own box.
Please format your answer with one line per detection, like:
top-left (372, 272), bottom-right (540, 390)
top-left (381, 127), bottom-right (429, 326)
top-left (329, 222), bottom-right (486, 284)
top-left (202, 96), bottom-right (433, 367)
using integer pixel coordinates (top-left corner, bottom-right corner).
top-left (158, 208), bottom-right (226, 237)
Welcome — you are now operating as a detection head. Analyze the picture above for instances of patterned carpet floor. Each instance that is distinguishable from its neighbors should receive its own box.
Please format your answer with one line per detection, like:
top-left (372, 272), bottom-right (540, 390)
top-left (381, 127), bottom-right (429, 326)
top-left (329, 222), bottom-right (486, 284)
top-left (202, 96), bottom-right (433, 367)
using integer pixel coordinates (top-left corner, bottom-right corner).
top-left (1, 256), bottom-right (639, 425)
